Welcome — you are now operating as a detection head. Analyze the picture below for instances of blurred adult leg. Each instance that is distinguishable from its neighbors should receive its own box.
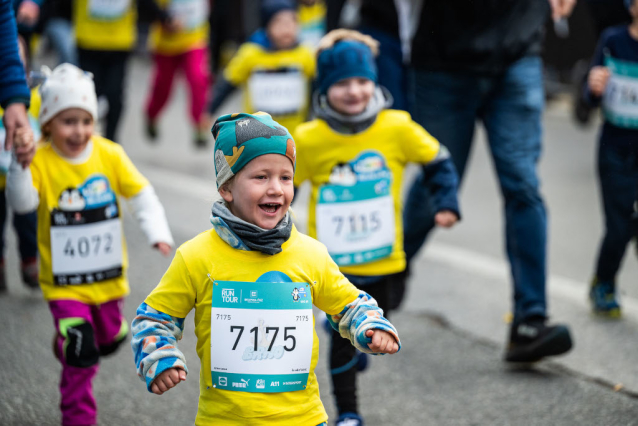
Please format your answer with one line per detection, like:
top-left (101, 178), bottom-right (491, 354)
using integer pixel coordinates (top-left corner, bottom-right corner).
top-left (101, 51), bottom-right (130, 142)
top-left (44, 18), bottom-right (77, 65)
top-left (481, 56), bottom-right (547, 323)
top-left (403, 69), bottom-right (479, 263)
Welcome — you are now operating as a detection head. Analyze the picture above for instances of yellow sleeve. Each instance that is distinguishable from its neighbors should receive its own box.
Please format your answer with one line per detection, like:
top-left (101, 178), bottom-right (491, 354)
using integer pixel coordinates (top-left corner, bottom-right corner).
top-left (312, 247), bottom-right (360, 315)
top-left (292, 125), bottom-right (312, 186)
top-left (145, 249), bottom-right (197, 318)
top-left (30, 155), bottom-right (42, 194)
top-left (111, 143), bottom-right (150, 198)
top-left (302, 48), bottom-right (316, 78)
top-left (400, 116), bottom-right (442, 165)
top-left (223, 43), bottom-right (257, 86)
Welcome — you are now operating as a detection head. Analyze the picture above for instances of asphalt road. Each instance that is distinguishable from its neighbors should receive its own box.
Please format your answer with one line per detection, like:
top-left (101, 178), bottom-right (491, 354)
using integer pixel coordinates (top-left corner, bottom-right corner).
top-left (1, 56), bottom-right (637, 425)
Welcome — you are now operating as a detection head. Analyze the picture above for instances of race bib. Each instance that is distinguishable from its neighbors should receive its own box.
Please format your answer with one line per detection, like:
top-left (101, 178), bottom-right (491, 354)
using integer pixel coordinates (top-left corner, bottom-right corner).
top-left (169, 0), bottom-right (209, 30)
top-left (247, 69), bottom-right (306, 116)
top-left (316, 152), bottom-right (395, 266)
top-left (210, 279), bottom-right (313, 393)
top-left (88, 0), bottom-right (131, 20)
top-left (50, 205), bottom-right (123, 285)
top-left (602, 56), bottom-right (638, 129)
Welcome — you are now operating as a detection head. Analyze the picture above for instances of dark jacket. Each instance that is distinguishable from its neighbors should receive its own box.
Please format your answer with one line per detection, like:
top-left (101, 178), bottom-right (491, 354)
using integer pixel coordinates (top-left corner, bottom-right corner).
top-left (411, 0), bottom-right (551, 75)
top-left (0, 0), bottom-right (30, 108)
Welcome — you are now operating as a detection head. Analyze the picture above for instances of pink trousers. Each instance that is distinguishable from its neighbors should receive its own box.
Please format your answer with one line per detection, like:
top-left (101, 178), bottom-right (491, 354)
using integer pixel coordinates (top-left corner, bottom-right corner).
top-left (49, 298), bottom-right (126, 426)
top-left (145, 47), bottom-right (211, 125)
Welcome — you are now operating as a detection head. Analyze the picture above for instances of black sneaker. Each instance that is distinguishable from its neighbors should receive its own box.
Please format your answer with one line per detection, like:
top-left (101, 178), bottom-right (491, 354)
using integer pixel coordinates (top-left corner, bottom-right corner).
top-left (504, 316), bottom-right (573, 363)
top-left (146, 119), bottom-right (158, 141)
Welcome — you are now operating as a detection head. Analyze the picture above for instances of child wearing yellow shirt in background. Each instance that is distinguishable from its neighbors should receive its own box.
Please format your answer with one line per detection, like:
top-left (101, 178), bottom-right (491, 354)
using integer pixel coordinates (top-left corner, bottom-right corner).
top-left (6, 63), bottom-right (174, 426)
top-left (144, 0), bottom-right (211, 147)
top-left (132, 112), bottom-right (400, 426)
top-left (293, 30), bottom-right (460, 426)
top-left (207, 0), bottom-right (315, 134)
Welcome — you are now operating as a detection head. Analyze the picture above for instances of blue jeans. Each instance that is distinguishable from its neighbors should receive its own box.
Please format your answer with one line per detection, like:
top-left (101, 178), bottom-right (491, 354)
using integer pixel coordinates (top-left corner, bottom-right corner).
top-left (43, 18), bottom-right (77, 66)
top-left (595, 139), bottom-right (638, 281)
top-left (404, 56), bottom-right (547, 323)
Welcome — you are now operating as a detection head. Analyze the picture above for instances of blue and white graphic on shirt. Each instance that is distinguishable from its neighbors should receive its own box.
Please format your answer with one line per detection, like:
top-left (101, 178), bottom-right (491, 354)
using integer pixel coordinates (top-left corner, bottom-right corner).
top-left (603, 55), bottom-right (638, 129)
top-left (0, 114), bottom-right (40, 174)
top-left (87, 0), bottom-right (131, 20)
top-left (210, 271), bottom-right (313, 393)
top-left (316, 150), bottom-right (395, 266)
top-left (168, 0), bottom-right (209, 30)
top-left (50, 175), bottom-right (122, 285)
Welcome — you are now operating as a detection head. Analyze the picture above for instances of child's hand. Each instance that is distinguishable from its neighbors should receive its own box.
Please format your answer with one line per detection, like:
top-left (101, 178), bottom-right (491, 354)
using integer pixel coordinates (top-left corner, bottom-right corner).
top-left (164, 17), bottom-right (184, 33)
top-left (151, 367), bottom-right (186, 395)
top-left (588, 66), bottom-right (610, 97)
top-left (13, 126), bottom-right (36, 169)
top-left (154, 242), bottom-right (172, 256)
top-left (365, 329), bottom-right (399, 354)
top-left (434, 210), bottom-right (458, 228)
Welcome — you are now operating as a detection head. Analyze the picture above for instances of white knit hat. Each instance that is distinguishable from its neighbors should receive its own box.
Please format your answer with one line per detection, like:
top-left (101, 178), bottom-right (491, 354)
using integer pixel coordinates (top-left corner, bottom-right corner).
top-left (39, 63), bottom-right (98, 125)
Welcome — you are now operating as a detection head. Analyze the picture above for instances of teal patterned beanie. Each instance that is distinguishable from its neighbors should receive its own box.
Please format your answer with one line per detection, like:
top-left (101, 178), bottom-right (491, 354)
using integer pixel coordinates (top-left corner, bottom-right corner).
top-left (212, 112), bottom-right (297, 188)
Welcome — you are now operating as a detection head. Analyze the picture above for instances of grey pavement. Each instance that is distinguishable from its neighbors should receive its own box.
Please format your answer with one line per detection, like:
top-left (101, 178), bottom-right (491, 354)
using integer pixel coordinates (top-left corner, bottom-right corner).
top-left (1, 56), bottom-right (637, 425)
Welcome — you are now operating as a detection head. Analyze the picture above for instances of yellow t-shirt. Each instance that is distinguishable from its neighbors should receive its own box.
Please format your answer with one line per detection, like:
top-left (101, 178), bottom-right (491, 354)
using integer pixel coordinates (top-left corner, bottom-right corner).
top-left (145, 226), bottom-right (360, 426)
top-left (223, 42), bottom-right (315, 133)
top-left (31, 135), bottom-right (149, 304)
top-left (74, 0), bottom-right (137, 51)
top-left (298, 1), bottom-right (326, 47)
top-left (148, 0), bottom-right (209, 55)
top-left (293, 109), bottom-right (442, 276)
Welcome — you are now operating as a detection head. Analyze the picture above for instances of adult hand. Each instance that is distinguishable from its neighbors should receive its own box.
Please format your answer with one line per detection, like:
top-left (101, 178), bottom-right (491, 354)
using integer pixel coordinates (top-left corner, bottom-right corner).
top-left (3, 102), bottom-right (30, 151)
top-left (151, 368), bottom-right (186, 395)
top-left (588, 66), bottom-right (610, 97)
top-left (548, 0), bottom-right (577, 22)
top-left (434, 210), bottom-right (459, 228)
top-left (16, 0), bottom-right (40, 27)
top-left (365, 329), bottom-right (399, 354)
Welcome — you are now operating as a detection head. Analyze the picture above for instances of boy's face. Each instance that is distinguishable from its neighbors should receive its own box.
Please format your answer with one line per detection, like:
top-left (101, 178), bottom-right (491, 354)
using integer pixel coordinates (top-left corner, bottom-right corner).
top-left (220, 154), bottom-right (294, 230)
top-left (44, 108), bottom-right (94, 158)
top-left (266, 10), bottom-right (299, 50)
top-left (327, 77), bottom-right (376, 116)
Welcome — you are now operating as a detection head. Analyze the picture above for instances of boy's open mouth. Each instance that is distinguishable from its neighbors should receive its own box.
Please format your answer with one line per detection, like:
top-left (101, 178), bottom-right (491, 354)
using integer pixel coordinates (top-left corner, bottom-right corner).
top-left (259, 203), bottom-right (281, 214)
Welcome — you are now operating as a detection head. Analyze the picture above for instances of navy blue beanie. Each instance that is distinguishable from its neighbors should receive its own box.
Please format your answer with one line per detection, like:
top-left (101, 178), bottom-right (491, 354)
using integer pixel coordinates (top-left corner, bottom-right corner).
top-left (316, 40), bottom-right (378, 94)
top-left (261, 0), bottom-right (297, 27)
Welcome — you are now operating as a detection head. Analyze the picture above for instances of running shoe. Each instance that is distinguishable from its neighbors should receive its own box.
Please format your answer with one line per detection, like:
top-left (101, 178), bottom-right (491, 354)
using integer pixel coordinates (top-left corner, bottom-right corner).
top-left (336, 412), bottom-right (364, 426)
top-left (590, 279), bottom-right (621, 318)
top-left (21, 258), bottom-right (39, 289)
top-left (504, 316), bottom-right (573, 363)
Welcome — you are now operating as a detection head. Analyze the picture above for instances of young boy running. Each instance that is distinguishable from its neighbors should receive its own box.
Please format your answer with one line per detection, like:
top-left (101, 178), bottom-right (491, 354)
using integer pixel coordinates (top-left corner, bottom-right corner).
top-left (293, 30), bottom-right (460, 426)
top-left (132, 112), bottom-right (400, 426)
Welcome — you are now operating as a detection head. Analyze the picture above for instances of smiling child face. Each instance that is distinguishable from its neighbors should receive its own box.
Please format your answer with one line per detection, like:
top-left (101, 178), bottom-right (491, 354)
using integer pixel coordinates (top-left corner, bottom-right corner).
top-left (327, 77), bottom-right (376, 116)
top-left (44, 108), bottom-right (94, 158)
top-left (219, 154), bottom-right (294, 230)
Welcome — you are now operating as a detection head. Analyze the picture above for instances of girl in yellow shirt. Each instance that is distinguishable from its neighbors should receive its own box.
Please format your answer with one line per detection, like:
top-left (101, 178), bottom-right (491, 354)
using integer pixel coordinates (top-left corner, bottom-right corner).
top-left (7, 63), bottom-right (174, 426)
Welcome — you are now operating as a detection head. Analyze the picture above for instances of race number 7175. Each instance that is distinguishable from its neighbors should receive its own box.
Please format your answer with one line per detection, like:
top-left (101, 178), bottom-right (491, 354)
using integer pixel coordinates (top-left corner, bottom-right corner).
top-left (229, 325), bottom-right (297, 352)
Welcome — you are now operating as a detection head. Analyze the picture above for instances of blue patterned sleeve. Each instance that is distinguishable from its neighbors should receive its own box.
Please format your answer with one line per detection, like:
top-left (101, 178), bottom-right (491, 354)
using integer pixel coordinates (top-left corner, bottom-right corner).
top-left (326, 292), bottom-right (401, 355)
top-left (131, 302), bottom-right (189, 392)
